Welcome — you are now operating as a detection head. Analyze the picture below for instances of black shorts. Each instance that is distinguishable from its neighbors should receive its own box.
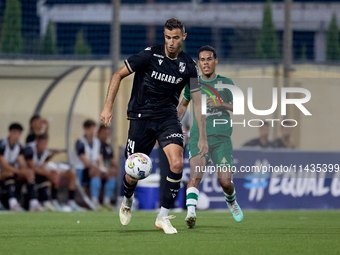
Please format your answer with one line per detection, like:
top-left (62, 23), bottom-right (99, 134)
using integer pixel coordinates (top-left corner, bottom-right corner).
top-left (125, 116), bottom-right (184, 158)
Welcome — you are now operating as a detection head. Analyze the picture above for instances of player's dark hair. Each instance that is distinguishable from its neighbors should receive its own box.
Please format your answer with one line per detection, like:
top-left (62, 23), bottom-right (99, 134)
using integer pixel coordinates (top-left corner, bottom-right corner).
top-left (30, 115), bottom-right (41, 125)
top-left (9, 123), bottom-right (23, 132)
top-left (37, 133), bottom-right (49, 141)
top-left (98, 124), bottom-right (109, 134)
top-left (83, 119), bottom-right (96, 129)
top-left (164, 18), bottom-right (185, 34)
top-left (198, 45), bottom-right (217, 59)
top-left (262, 121), bottom-right (270, 127)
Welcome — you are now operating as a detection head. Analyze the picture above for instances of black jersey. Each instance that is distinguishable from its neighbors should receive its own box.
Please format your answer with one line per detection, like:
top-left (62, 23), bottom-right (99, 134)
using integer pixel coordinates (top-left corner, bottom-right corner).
top-left (124, 44), bottom-right (200, 119)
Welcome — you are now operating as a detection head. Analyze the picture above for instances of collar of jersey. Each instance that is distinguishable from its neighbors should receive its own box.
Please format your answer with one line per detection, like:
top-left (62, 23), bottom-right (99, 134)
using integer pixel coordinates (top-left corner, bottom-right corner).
top-left (163, 45), bottom-right (180, 60)
top-left (200, 74), bottom-right (218, 82)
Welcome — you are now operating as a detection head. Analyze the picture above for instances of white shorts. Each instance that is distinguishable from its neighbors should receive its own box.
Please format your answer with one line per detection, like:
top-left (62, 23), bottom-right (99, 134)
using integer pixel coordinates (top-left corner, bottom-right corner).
top-left (45, 162), bottom-right (71, 174)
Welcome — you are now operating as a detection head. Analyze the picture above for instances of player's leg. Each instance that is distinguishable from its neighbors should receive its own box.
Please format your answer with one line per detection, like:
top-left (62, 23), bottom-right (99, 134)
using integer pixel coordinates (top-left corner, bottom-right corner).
top-left (88, 165), bottom-right (102, 209)
top-left (17, 169), bottom-right (41, 212)
top-left (60, 167), bottom-right (85, 211)
top-left (47, 170), bottom-right (62, 211)
top-left (185, 153), bottom-right (205, 229)
top-left (212, 137), bottom-right (243, 222)
top-left (1, 169), bottom-right (23, 211)
top-left (103, 166), bottom-right (117, 210)
top-left (155, 117), bottom-right (185, 234)
top-left (183, 130), bottom-right (207, 228)
top-left (120, 119), bottom-right (156, 225)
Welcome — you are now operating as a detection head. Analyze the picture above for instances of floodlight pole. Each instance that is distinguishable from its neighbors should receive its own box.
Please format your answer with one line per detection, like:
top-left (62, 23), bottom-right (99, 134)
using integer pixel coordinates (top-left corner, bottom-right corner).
top-left (110, 0), bottom-right (122, 198)
top-left (110, 0), bottom-right (121, 147)
top-left (283, 0), bottom-right (292, 87)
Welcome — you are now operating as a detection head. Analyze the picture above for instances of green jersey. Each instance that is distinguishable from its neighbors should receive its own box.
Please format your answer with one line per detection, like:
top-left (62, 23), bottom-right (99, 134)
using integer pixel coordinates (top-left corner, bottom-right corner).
top-left (183, 74), bottom-right (234, 137)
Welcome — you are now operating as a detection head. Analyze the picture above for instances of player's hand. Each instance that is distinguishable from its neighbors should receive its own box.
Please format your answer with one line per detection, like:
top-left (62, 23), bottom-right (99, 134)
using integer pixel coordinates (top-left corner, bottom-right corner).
top-left (207, 97), bottom-right (216, 108)
top-left (101, 107), bottom-right (112, 127)
top-left (42, 118), bottom-right (49, 126)
top-left (197, 135), bottom-right (208, 158)
top-left (182, 127), bottom-right (186, 137)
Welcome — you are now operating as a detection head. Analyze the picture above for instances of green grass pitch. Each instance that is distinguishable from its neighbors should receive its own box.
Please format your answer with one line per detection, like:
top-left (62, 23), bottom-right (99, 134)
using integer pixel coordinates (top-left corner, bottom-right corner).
top-left (0, 210), bottom-right (339, 255)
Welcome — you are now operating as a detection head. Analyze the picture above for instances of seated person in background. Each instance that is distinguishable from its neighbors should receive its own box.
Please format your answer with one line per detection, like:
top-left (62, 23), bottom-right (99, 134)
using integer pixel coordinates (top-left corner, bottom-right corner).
top-left (0, 123), bottom-right (41, 212)
top-left (97, 125), bottom-right (118, 210)
top-left (271, 122), bottom-right (295, 149)
top-left (25, 134), bottom-right (83, 211)
top-left (26, 115), bottom-right (49, 144)
top-left (74, 119), bottom-right (108, 210)
top-left (243, 121), bottom-right (270, 148)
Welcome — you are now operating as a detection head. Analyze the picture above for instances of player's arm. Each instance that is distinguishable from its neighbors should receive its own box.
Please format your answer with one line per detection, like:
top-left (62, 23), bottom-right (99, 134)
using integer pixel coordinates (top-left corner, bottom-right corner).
top-left (191, 91), bottom-right (208, 157)
top-left (188, 61), bottom-right (208, 156)
top-left (42, 118), bottom-right (49, 135)
top-left (17, 155), bottom-right (27, 169)
top-left (220, 78), bottom-right (234, 112)
top-left (0, 156), bottom-right (19, 174)
top-left (178, 85), bottom-right (191, 121)
top-left (24, 147), bottom-right (49, 176)
top-left (101, 66), bottom-right (131, 126)
top-left (26, 158), bottom-right (49, 176)
top-left (78, 154), bottom-right (96, 169)
top-left (178, 98), bottom-right (190, 121)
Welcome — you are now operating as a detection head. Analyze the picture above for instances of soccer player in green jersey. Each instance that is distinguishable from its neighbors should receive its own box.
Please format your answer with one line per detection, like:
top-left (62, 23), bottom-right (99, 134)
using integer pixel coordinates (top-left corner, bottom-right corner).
top-left (178, 45), bottom-right (243, 229)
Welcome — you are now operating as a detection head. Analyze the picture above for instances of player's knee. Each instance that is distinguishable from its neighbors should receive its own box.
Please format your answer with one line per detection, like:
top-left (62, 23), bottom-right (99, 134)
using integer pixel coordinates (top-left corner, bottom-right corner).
top-left (170, 158), bottom-right (183, 173)
top-left (25, 170), bottom-right (35, 183)
top-left (70, 171), bottom-right (77, 181)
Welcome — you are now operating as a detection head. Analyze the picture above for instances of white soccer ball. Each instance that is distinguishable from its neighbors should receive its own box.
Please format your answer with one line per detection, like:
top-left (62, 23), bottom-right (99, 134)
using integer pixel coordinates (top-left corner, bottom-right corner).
top-left (125, 153), bottom-right (152, 180)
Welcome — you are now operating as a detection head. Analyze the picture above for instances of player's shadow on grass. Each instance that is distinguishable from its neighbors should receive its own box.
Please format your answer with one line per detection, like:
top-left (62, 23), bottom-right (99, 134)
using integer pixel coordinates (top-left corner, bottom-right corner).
top-left (193, 225), bottom-right (230, 230)
top-left (96, 229), bottom-right (159, 233)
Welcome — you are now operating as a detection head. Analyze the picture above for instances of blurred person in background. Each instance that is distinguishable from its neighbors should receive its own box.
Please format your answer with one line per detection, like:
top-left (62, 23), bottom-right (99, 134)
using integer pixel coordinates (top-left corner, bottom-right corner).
top-left (0, 123), bottom-right (40, 212)
top-left (26, 115), bottom-right (49, 144)
top-left (25, 134), bottom-right (84, 211)
top-left (74, 119), bottom-right (107, 211)
top-left (271, 123), bottom-right (295, 149)
top-left (97, 125), bottom-right (117, 210)
top-left (243, 121), bottom-right (270, 148)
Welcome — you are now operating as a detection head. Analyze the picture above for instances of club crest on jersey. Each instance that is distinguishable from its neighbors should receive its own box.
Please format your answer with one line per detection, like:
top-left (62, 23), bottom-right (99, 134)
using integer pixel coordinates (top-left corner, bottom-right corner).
top-left (179, 62), bottom-right (186, 73)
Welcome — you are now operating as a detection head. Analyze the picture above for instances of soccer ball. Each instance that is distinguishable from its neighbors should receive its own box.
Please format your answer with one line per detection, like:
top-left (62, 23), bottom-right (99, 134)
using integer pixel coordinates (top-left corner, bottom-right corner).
top-left (125, 153), bottom-right (152, 180)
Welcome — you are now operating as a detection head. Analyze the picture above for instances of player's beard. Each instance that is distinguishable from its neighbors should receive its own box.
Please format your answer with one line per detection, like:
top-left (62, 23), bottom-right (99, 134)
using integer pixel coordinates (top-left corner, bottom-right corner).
top-left (166, 43), bottom-right (181, 58)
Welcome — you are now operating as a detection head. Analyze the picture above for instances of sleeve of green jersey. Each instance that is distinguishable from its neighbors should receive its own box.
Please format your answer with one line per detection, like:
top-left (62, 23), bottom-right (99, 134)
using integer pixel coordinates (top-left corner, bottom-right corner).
top-left (183, 84), bottom-right (191, 102)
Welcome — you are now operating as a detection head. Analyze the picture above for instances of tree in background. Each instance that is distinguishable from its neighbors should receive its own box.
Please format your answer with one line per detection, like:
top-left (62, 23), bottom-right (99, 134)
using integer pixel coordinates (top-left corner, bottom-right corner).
top-left (256, 0), bottom-right (279, 59)
top-left (74, 30), bottom-right (92, 55)
top-left (1, 0), bottom-right (23, 54)
top-left (326, 13), bottom-right (340, 61)
top-left (41, 22), bottom-right (57, 55)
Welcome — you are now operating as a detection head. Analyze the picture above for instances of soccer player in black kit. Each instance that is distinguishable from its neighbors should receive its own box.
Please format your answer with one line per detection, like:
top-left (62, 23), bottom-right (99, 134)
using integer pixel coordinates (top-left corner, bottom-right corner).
top-left (101, 18), bottom-right (208, 234)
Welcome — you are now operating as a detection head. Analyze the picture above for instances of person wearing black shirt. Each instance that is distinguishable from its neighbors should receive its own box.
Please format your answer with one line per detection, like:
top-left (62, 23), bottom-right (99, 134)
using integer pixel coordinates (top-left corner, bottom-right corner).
top-left (243, 121), bottom-right (271, 148)
top-left (271, 123), bottom-right (295, 149)
top-left (0, 123), bottom-right (40, 211)
top-left (26, 115), bottom-right (49, 144)
top-left (101, 18), bottom-right (208, 234)
top-left (97, 125), bottom-right (117, 210)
